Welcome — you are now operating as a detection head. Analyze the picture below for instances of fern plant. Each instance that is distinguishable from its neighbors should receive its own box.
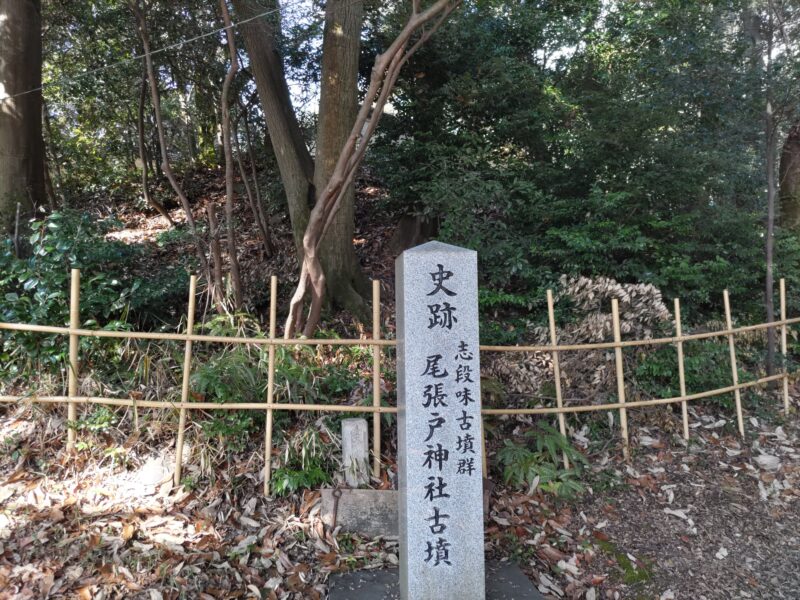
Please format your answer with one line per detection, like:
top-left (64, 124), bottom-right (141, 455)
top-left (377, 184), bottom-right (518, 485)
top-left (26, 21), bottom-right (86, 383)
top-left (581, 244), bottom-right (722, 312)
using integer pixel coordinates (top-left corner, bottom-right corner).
top-left (497, 424), bottom-right (587, 499)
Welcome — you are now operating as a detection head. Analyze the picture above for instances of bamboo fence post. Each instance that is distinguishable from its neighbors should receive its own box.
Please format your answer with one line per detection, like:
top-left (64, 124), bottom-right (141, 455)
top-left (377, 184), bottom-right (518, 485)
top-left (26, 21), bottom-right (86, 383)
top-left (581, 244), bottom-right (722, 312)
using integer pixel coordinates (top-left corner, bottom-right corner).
top-left (547, 290), bottom-right (569, 469)
top-left (723, 290), bottom-right (745, 438)
top-left (780, 279), bottom-right (790, 413)
top-left (372, 280), bottom-right (382, 479)
top-left (611, 299), bottom-right (630, 459)
top-left (263, 275), bottom-right (278, 496)
top-left (67, 269), bottom-right (81, 450)
top-left (174, 275), bottom-right (197, 486)
top-left (674, 298), bottom-right (689, 440)
top-left (481, 416), bottom-right (488, 478)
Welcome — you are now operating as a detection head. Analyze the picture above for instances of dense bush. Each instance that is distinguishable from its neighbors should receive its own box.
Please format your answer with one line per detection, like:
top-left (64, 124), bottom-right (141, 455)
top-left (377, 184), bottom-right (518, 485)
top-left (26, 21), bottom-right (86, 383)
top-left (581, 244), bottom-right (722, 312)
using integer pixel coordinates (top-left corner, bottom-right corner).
top-left (370, 0), bottom-right (800, 332)
top-left (0, 211), bottom-right (193, 385)
top-left (0, 212), bottom-right (139, 378)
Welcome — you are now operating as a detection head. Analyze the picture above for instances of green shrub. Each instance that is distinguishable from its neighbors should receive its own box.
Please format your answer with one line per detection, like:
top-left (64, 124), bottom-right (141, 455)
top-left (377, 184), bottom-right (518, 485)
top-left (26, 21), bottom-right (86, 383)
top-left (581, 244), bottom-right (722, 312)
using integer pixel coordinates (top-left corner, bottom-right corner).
top-left (271, 428), bottom-right (335, 496)
top-left (192, 345), bottom-right (270, 452)
top-left (497, 423), bottom-right (586, 499)
top-left (0, 211), bottom-right (142, 383)
top-left (70, 406), bottom-right (118, 434)
top-left (634, 340), bottom-right (756, 408)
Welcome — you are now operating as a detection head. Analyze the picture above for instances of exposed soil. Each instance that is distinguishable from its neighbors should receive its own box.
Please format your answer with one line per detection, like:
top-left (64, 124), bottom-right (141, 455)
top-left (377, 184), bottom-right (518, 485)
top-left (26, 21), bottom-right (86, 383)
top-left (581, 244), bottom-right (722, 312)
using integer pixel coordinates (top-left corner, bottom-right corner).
top-left (104, 167), bottom-right (399, 327)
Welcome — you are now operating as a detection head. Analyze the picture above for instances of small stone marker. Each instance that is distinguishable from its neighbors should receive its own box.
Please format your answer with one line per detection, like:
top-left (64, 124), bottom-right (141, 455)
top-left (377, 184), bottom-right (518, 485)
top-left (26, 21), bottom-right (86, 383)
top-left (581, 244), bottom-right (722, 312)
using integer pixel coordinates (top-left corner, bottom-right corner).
top-left (396, 241), bottom-right (485, 600)
top-left (342, 418), bottom-right (370, 487)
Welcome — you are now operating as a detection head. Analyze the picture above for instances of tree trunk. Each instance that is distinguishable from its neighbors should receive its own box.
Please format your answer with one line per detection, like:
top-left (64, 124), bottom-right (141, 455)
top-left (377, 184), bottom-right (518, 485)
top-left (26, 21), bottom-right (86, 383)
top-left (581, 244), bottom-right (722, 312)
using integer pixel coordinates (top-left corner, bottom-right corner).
top-left (129, 0), bottom-right (210, 279)
top-left (232, 0), bottom-right (369, 316)
top-left (231, 0), bottom-right (313, 253)
top-left (219, 0), bottom-right (244, 310)
top-left (0, 0), bottom-right (44, 233)
top-left (283, 0), bottom-right (462, 336)
top-left (235, 113), bottom-right (274, 257)
top-left (314, 0), bottom-right (370, 314)
top-left (206, 203), bottom-right (226, 313)
top-left (779, 122), bottom-right (800, 230)
top-left (766, 105), bottom-right (776, 376)
top-left (137, 69), bottom-right (174, 225)
top-left (42, 100), bottom-right (64, 208)
top-left (764, 12), bottom-right (775, 378)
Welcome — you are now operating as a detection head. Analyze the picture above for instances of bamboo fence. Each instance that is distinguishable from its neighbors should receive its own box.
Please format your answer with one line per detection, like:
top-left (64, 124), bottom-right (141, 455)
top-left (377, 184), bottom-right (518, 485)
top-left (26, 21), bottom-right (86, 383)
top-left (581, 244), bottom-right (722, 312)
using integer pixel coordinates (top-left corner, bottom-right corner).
top-left (0, 269), bottom-right (796, 495)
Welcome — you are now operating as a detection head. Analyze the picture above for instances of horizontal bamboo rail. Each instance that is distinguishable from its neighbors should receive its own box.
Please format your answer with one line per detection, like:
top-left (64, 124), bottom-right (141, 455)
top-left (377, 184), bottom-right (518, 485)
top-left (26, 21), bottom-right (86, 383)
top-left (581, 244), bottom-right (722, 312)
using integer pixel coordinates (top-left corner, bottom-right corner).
top-left (0, 396), bottom-right (400, 412)
top-left (3, 315), bottom-right (798, 351)
top-left (0, 322), bottom-right (399, 346)
top-left (0, 371), bottom-right (786, 414)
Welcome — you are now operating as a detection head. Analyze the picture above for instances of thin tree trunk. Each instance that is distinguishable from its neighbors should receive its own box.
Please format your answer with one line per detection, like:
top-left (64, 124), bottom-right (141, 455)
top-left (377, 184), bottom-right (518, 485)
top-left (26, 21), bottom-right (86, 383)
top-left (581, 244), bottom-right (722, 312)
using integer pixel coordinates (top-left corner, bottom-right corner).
top-left (234, 114), bottom-right (274, 256)
top-left (240, 108), bottom-right (264, 207)
top-left (0, 0), bottom-right (44, 233)
top-left (129, 0), bottom-right (210, 278)
top-left (231, 0), bottom-right (313, 255)
top-left (43, 155), bottom-right (57, 211)
top-left (764, 10), bottom-right (776, 379)
top-left (219, 0), bottom-right (244, 310)
top-left (137, 69), bottom-right (174, 226)
top-left (206, 203), bottom-right (226, 313)
top-left (42, 100), bottom-right (63, 208)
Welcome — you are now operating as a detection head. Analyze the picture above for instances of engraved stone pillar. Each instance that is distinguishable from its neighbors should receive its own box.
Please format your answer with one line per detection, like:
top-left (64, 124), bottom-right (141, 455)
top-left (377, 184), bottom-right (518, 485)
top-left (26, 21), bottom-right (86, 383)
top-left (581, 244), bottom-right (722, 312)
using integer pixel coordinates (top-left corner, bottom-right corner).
top-left (396, 241), bottom-right (485, 600)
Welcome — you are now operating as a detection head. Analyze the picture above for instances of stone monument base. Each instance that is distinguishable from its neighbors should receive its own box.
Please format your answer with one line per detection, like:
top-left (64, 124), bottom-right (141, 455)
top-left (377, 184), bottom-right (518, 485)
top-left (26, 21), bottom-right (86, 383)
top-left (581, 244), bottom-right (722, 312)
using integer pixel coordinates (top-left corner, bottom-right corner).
top-left (328, 561), bottom-right (545, 600)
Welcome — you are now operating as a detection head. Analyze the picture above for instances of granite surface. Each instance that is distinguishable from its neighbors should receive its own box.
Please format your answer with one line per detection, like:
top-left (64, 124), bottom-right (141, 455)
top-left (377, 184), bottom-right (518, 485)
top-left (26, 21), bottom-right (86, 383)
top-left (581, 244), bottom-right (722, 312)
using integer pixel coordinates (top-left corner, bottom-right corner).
top-left (320, 489), bottom-right (398, 538)
top-left (396, 241), bottom-right (485, 600)
top-left (342, 418), bottom-right (369, 487)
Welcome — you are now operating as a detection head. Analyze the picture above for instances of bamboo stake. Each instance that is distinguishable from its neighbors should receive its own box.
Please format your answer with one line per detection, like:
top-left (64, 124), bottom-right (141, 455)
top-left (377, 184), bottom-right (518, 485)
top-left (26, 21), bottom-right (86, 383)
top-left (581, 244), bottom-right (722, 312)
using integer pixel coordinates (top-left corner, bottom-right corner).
top-left (174, 275), bottom-right (197, 486)
top-left (723, 290), bottom-right (745, 438)
top-left (372, 280), bottom-right (382, 479)
top-left (481, 416), bottom-right (488, 478)
top-left (780, 278), bottom-right (790, 413)
top-left (264, 275), bottom-right (278, 496)
top-left (67, 269), bottom-right (80, 450)
top-left (674, 298), bottom-right (689, 440)
top-left (547, 290), bottom-right (569, 469)
top-left (611, 299), bottom-right (630, 459)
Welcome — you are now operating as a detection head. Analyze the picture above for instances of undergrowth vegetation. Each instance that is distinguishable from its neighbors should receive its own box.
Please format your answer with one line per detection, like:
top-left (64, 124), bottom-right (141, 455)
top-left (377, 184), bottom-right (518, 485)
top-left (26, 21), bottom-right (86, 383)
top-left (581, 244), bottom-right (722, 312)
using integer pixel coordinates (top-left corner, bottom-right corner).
top-left (1, 245), bottom-right (788, 500)
top-left (0, 215), bottom-right (791, 503)
top-left (497, 424), bottom-right (587, 499)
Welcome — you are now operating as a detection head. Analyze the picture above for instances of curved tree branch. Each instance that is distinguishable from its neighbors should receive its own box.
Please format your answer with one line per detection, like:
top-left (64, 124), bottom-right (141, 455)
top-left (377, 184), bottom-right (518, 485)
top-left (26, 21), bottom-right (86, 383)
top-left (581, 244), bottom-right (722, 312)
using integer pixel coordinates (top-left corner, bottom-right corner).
top-left (284, 0), bottom-right (462, 337)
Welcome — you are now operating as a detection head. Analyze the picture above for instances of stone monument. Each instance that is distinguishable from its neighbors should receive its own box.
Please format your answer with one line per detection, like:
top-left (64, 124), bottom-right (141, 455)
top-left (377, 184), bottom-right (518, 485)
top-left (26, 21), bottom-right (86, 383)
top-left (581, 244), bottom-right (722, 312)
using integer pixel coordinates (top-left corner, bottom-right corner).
top-left (342, 418), bottom-right (370, 487)
top-left (327, 241), bottom-right (543, 600)
top-left (396, 241), bottom-right (485, 600)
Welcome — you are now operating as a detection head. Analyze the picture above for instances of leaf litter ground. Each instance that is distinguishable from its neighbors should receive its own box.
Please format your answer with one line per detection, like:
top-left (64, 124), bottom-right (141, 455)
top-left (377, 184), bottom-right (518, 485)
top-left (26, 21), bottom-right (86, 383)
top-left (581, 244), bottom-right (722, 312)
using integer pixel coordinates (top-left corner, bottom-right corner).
top-left (0, 399), bottom-right (798, 599)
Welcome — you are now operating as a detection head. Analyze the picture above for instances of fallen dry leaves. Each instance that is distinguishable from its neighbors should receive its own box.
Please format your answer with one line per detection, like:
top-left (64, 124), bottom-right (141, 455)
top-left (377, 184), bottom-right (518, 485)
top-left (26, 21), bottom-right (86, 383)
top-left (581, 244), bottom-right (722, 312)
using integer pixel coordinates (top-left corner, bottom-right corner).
top-left (1, 392), bottom-right (800, 599)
